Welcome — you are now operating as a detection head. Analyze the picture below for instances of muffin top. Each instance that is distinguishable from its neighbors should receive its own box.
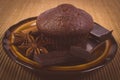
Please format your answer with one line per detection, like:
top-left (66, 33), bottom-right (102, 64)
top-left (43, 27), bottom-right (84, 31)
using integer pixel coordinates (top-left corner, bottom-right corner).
top-left (36, 4), bottom-right (93, 37)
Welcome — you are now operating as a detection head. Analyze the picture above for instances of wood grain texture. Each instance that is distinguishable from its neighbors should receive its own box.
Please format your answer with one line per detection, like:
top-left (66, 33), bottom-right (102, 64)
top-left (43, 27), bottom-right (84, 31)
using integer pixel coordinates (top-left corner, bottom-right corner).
top-left (0, 0), bottom-right (120, 80)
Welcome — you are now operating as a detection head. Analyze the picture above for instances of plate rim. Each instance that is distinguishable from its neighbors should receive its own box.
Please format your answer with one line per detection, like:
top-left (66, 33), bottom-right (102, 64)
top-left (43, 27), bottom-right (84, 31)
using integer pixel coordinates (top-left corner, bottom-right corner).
top-left (2, 17), bottom-right (118, 74)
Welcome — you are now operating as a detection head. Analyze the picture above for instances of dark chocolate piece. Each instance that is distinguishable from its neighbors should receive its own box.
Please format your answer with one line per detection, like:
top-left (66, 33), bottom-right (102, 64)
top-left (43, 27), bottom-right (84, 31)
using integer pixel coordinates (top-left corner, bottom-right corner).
top-left (70, 46), bottom-right (93, 60)
top-left (90, 23), bottom-right (112, 41)
top-left (33, 51), bottom-right (70, 67)
top-left (34, 46), bottom-right (94, 67)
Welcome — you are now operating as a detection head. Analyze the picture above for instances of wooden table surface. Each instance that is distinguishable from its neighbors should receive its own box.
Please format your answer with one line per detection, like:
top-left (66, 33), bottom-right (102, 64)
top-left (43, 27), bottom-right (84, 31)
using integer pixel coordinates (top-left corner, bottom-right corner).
top-left (0, 0), bottom-right (120, 80)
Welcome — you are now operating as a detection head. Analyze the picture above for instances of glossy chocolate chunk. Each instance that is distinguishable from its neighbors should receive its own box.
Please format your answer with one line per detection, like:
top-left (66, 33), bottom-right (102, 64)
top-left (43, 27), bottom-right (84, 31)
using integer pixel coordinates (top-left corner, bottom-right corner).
top-left (33, 51), bottom-right (70, 67)
top-left (90, 23), bottom-right (112, 41)
top-left (70, 46), bottom-right (93, 60)
top-left (33, 46), bottom-right (94, 67)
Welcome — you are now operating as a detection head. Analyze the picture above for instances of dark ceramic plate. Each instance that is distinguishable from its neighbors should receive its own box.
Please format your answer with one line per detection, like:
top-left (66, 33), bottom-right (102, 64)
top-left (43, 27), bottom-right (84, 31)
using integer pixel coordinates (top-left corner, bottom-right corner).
top-left (2, 17), bottom-right (118, 75)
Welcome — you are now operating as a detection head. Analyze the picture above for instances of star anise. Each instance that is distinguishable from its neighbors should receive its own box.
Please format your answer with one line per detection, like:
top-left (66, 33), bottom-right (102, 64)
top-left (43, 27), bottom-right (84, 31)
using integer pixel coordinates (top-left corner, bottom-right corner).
top-left (13, 31), bottom-right (28, 45)
top-left (13, 31), bottom-right (48, 58)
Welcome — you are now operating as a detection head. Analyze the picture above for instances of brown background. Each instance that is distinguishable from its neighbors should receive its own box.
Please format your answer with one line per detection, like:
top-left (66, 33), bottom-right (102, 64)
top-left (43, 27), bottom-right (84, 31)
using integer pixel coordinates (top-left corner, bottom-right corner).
top-left (0, 0), bottom-right (120, 80)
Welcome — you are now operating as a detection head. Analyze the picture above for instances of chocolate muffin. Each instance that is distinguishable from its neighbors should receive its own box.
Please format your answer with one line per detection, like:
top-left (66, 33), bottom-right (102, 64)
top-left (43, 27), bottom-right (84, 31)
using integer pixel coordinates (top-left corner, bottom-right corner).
top-left (36, 4), bottom-right (94, 50)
